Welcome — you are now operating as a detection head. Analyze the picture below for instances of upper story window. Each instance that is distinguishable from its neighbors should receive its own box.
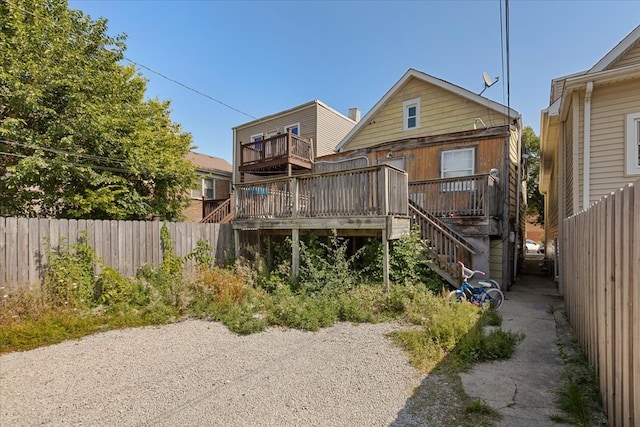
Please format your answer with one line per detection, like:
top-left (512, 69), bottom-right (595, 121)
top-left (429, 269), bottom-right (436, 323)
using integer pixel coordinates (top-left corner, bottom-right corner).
top-left (250, 133), bottom-right (264, 143)
top-left (403, 98), bottom-right (421, 131)
top-left (441, 147), bottom-right (476, 191)
top-left (285, 123), bottom-right (300, 135)
top-left (625, 112), bottom-right (640, 175)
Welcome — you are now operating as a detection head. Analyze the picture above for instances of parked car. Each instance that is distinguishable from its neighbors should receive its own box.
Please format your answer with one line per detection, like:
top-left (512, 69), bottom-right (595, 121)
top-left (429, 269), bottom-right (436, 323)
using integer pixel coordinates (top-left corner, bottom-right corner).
top-left (525, 239), bottom-right (541, 254)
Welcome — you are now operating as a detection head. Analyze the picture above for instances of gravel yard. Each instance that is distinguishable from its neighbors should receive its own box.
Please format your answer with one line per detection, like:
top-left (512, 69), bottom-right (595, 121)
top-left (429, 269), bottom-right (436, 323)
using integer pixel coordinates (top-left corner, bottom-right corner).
top-left (0, 320), bottom-right (458, 426)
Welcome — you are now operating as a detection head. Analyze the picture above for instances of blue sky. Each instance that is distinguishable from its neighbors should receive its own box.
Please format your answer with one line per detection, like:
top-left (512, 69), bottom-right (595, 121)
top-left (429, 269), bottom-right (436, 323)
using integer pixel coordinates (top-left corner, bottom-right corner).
top-left (67, 0), bottom-right (640, 163)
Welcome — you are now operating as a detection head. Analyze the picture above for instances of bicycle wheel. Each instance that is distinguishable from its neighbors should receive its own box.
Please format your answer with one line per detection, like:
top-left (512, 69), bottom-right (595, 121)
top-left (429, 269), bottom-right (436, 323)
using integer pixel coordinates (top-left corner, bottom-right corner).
top-left (482, 288), bottom-right (504, 310)
top-left (448, 290), bottom-right (466, 304)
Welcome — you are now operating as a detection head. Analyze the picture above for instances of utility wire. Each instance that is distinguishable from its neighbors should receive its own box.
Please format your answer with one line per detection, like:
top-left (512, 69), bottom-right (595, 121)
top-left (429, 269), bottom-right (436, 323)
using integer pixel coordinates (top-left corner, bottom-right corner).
top-left (2, 0), bottom-right (258, 121)
top-left (0, 150), bottom-right (135, 174)
top-left (1, 139), bottom-right (128, 165)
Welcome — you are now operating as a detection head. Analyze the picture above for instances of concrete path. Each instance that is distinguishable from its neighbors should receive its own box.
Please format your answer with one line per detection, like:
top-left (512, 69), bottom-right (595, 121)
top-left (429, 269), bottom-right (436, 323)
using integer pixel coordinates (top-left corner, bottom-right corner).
top-left (460, 257), bottom-right (567, 426)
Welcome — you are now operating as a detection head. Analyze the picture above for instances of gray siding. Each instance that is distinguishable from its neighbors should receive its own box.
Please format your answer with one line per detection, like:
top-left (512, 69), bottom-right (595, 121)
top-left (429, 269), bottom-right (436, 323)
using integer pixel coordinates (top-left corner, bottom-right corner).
top-left (316, 104), bottom-right (356, 157)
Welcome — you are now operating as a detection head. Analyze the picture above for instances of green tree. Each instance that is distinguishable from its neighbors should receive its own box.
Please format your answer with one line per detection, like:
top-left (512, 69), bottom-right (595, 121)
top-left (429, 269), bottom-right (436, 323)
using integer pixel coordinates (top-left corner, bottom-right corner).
top-left (523, 126), bottom-right (544, 225)
top-left (0, 0), bottom-right (196, 220)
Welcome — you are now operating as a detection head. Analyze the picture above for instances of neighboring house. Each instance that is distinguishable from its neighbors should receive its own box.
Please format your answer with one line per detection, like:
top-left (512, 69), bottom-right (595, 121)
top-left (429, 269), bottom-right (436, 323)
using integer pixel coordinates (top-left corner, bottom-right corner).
top-left (316, 68), bottom-right (524, 289)
top-left (232, 99), bottom-right (358, 184)
top-left (183, 151), bottom-right (232, 223)
top-left (539, 25), bottom-right (640, 283)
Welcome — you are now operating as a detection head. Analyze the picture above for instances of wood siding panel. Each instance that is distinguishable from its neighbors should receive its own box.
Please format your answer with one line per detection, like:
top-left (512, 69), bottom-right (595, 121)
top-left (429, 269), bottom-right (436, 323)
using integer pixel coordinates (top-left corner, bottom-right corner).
top-left (609, 40), bottom-right (640, 69)
top-left (345, 77), bottom-right (511, 151)
top-left (316, 104), bottom-right (356, 157)
top-left (489, 239), bottom-right (503, 283)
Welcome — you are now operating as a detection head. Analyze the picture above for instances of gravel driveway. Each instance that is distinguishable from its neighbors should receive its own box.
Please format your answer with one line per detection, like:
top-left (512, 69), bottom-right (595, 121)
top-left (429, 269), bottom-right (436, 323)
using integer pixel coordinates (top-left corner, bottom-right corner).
top-left (0, 320), bottom-right (454, 426)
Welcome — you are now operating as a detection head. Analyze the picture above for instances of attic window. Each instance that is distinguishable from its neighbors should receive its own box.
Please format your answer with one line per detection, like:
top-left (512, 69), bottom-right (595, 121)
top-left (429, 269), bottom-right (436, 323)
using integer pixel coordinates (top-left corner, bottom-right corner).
top-left (403, 98), bottom-right (420, 131)
top-left (626, 112), bottom-right (640, 175)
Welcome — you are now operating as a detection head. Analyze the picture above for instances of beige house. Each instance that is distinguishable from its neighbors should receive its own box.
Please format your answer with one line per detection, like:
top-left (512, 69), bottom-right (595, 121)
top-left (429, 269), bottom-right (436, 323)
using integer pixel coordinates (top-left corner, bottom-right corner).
top-left (183, 151), bottom-right (232, 222)
top-left (540, 25), bottom-right (640, 283)
top-left (322, 68), bottom-right (524, 289)
top-left (232, 100), bottom-right (358, 184)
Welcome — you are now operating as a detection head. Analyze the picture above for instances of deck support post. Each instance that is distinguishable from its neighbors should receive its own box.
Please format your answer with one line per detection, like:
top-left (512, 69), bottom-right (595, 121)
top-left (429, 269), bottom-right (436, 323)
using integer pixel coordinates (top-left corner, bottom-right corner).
top-left (382, 230), bottom-right (390, 293)
top-left (234, 229), bottom-right (240, 260)
top-left (292, 228), bottom-right (300, 278)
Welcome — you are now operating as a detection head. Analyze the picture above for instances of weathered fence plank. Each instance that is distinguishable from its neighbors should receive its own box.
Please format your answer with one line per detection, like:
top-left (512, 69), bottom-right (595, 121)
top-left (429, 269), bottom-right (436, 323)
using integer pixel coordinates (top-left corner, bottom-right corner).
top-left (563, 181), bottom-right (639, 426)
top-left (1, 218), bottom-right (233, 291)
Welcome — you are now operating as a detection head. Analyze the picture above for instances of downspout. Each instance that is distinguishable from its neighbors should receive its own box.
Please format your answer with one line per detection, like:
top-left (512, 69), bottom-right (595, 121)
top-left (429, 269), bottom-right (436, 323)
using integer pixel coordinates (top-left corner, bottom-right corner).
top-left (583, 82), bottom-right (593, 210)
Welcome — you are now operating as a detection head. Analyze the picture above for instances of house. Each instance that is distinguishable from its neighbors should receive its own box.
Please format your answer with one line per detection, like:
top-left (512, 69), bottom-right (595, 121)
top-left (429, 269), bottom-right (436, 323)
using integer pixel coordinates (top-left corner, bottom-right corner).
top-left (232, 99), bottom-right (359, 184)
top-left (231, 100), bottom-right (409, 289)
top-left (183, 151), bottom-right (232, 222)
top-left (315, 68), bottom-right (524, 289)
top-left (539, 25), bottom-right (640, 288)
top-left (230, 70), bottom-right (525, 290)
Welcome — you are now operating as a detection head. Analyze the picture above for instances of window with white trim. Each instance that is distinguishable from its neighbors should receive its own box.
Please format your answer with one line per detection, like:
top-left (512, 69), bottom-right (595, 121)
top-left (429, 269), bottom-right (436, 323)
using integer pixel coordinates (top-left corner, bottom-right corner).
top-left (441, 147), bottom-right (475, 191)
top-left (402, 98), bottom-right (420, 131)
top-left (285, 123), bottom-right (300, 135)
top-left (191, 176), bottom-right (215, 200)
top-left (250, 133), bottom-right (264, 143)
top-left (625, 112), bottom-right (640, 175)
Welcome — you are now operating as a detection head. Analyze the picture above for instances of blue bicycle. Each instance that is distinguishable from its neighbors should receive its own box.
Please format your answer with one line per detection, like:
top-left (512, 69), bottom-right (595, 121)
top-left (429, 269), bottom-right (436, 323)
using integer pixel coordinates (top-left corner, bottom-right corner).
top-left (448, 261), bottom-right (504, 310)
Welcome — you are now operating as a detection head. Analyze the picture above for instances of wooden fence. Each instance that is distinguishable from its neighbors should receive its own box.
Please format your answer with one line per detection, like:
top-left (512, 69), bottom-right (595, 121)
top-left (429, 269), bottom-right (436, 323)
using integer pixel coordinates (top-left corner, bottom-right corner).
top-left (0, 217), bottom-right (234, 292)
top-left (562, 182), bottom-right (639, 426)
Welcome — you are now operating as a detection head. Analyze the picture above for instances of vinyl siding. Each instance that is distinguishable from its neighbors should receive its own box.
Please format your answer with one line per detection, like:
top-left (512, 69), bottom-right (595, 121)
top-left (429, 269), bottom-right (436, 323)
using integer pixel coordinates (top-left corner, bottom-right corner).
top-left (551, 79), bottom-right (565, 104)
top-left (316, 105), bottom-right (356, 157)
top-left (564, 114), bottom-right (574, 217)
top-left (608, 40), bottom-right (640, 69)
top-left (235, 104), bottom-right (318, 150)
top-left (589, 79), bottom-right (640, 202)
top-left (344, 77), bottom-right (510, 151)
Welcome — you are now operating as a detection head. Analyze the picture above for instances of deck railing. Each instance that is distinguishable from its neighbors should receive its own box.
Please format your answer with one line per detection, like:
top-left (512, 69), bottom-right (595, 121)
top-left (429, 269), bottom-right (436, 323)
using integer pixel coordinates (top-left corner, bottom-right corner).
top-left (200, 197), bottom-right (233, 224)
top-left (408, 174), bottom-right (498, 218)
top-left (240, 131), bottom-right (312, 167)
top-left (235, 165), bottom-right (408, 220)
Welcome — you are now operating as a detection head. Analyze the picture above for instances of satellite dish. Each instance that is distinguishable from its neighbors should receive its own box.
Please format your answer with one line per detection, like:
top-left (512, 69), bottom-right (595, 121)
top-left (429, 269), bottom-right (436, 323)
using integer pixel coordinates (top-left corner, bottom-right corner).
top-left (479, 72), bottom-right (499, 95)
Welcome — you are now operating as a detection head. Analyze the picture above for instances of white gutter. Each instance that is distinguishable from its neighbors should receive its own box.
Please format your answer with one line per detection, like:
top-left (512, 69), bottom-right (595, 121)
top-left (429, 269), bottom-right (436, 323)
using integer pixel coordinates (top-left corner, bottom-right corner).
top-left (583, 82), bottom-right (593, 210)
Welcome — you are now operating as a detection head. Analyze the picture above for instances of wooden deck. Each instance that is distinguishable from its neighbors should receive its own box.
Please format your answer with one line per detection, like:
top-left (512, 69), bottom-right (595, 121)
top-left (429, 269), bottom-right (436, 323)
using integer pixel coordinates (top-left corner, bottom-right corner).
top-left (239, 131), bottom-right (313, 175)
top-left (234, 164), bottom-right (409, 235)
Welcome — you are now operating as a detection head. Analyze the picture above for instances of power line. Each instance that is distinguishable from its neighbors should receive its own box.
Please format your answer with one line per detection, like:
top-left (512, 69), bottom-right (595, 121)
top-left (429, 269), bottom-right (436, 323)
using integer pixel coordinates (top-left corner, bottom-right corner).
top-left (1, 139), bottom-right (128, 165)
top-left (1, 0), bottom-right (258, 121)
top-left (0, 150), bottom-right (134, 174)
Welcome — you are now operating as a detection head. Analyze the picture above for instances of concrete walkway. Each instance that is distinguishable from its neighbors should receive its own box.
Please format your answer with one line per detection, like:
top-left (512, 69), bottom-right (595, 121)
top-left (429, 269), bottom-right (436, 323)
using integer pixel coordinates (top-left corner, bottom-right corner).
top-left (459, 257), bottom-right (568, 426)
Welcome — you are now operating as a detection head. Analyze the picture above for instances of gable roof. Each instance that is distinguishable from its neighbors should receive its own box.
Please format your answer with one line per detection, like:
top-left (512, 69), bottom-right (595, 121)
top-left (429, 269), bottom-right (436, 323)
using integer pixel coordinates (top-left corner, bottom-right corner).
top-left (232, 99), bottom-right (355, 130)
top-left (186, 151), bottom-right (232, 174)
top-left (589, 25), bottom-right (640, 73)
top-left (335, 68), bottom-right (519, 152)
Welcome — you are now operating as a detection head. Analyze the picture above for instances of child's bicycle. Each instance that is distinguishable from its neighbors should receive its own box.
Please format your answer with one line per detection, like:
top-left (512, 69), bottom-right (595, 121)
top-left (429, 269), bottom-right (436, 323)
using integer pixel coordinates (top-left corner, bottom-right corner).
top-left (448, 261), bottom-right (505, 310)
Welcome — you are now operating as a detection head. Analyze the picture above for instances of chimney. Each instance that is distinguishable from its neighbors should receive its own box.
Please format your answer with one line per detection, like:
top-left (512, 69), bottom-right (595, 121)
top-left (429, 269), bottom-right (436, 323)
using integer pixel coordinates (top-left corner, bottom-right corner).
top-left (348, 107), bottom-right (361, 122)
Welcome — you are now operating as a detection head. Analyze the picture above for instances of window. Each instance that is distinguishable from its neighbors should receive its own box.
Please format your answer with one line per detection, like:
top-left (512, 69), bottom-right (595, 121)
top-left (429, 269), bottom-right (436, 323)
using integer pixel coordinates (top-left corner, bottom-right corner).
top-left (441, 148), bottom-right (475, 191)
top-left (285, 123), bottom-right (300, 135)
top-left (191, 177), bottom-right (215, 200)
top-left (625, 112), bottom-right (640, 175)
top-left (250, 133), bottom-right (264, 143)
top-left (403, 98), bottom-right (420, 131)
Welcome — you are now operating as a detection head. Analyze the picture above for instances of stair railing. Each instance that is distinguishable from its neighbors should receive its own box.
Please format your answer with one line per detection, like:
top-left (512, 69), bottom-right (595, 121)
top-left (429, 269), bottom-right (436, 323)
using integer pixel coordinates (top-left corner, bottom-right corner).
top-left (200, 197), bottom-right (233, 223)
top-left (409, 200), bottom-right (475, 285)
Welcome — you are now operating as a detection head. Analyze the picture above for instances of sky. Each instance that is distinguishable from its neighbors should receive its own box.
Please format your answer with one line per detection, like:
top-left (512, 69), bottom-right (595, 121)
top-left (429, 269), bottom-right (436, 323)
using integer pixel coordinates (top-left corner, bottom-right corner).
top-left (67, 0), bottom-right (640, 163)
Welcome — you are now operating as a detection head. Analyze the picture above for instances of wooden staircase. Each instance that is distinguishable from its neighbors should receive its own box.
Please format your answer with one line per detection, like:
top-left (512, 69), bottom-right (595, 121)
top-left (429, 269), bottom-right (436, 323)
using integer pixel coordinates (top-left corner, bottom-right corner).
top-left (409, 200), bottom-right (475, 286)
top-left (200, 197), bottom-right (233, 224)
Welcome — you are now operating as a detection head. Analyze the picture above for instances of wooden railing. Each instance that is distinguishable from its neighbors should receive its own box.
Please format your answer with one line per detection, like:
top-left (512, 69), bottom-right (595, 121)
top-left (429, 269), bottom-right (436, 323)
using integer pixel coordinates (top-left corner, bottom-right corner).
top-left (235, 165), bottom-right (408, 219)
top-left (240, 131), bottom-right (312, 167)
top-left (409, 200), bottom-right (475, 286)
top-left (408, 174), bottom-right (498, 218)
top-left (200, 197), bottom-right (233, 224)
